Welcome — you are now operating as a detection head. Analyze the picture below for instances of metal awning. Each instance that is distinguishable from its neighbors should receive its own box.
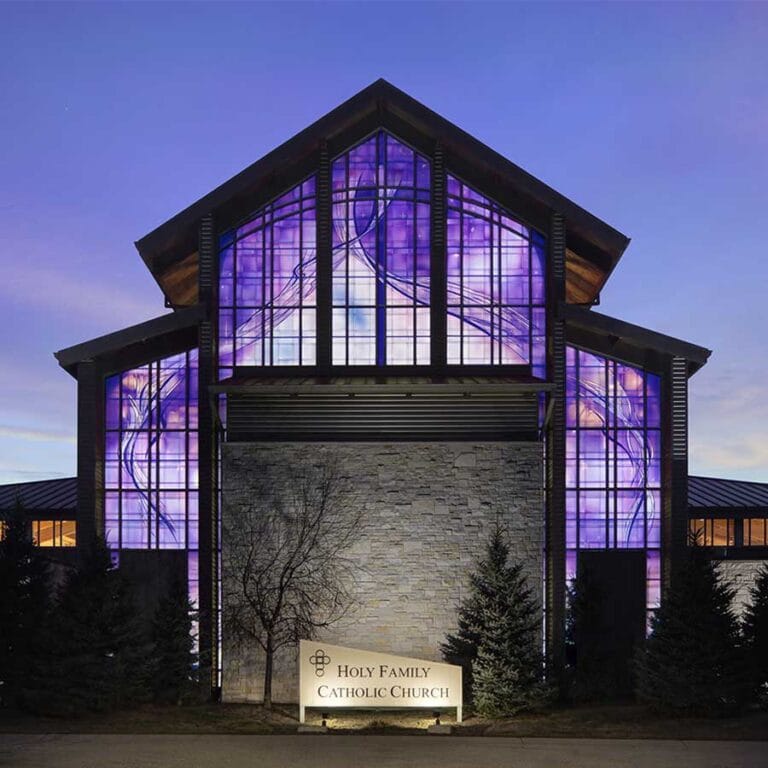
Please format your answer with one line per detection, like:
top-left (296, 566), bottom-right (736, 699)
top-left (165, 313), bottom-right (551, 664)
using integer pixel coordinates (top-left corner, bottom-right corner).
top-left (0, 477), bottom-right (77, 514)
top-left (215, 375), bottom-right (551, 442)
top-left (689, 475), bottom-right (768, 513)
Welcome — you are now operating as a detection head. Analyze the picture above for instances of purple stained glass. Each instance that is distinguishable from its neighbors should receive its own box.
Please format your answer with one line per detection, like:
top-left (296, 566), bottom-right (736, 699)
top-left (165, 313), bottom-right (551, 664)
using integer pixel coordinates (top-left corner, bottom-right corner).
top-left (104, 349), bottom-right (199, 607)
top-left (218, 177), bottom-right (317, 373)
top-left (332, 131), bottom-right (431, 365)
top-left (446, 175), bottom-right (546, 373)
top-left (565, 345), bottom-right (662, 612)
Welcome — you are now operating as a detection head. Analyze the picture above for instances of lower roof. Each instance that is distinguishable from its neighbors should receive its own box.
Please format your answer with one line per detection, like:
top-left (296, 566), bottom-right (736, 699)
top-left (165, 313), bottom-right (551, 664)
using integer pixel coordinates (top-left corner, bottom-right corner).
top-left (54, 305), bottom-right (203, 378)
top-left (0, 477), bottom-right (77, 514)
top-left (562, 304), bottom-right (711, 376)
top-left (1, 474), bottom-right (765, 518)
top-left (688, 475), bottom-right (768, 513)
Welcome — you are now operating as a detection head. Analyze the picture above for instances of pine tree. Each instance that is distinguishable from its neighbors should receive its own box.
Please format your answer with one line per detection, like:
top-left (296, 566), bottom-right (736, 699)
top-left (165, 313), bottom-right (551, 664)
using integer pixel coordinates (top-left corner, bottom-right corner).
top-left (22, 537), bottom-right (152, 715)
top-left (150, 574), bottom-right (198, 704)
top-left (742, 563), bottom-right (768, 705)
top-left (0, 500), bottom-right (50, 708)
top-left (635, 552), bottom-right (751, 715)
top-left (443, 524), bottom-right (550, 716)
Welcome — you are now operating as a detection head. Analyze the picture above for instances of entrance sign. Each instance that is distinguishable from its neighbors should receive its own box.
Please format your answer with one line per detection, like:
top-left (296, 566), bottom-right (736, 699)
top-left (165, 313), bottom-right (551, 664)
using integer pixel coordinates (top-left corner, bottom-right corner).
top-left (299, 640), bottom-right (462, 723)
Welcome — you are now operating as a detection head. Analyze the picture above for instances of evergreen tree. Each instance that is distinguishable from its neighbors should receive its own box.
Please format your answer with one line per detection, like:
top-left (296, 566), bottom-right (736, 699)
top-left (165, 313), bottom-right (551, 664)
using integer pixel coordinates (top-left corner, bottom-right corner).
top-left (150, 574), bottom-right (198, 704)
top-left (22, 537), bottom-right (152, 715)
top-left (0, 500), bottom-right (50, 708)
top-left (742, 563), bottom-right (768, 705)
top-left (443, 524), bottom-right (550, 715)
top-left (636, 552), bottom-right (751, 715)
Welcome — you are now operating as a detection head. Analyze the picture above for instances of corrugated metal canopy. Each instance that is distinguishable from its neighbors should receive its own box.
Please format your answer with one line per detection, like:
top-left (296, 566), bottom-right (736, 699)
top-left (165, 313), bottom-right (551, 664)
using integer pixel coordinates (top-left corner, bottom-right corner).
top-left (689, 475), bottom-right (768, 511)
top-left (0, 477), bottom-right (78, 513)
top-left (212, 374), bottom-right (554, 395)
top-left (221, 376), bottom-right (550, 442)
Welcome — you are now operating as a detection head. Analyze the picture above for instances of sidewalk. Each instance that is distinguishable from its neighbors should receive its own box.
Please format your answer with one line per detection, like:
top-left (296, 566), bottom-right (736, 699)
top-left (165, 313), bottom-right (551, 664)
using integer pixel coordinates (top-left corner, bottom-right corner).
top-left (1, 734), bottom-right (766, 768)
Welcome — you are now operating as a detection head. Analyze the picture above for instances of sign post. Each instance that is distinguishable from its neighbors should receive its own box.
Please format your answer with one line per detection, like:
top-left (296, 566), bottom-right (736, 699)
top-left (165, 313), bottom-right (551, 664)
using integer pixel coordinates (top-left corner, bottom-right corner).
top-left (299, 640), bottom-right (462, 724)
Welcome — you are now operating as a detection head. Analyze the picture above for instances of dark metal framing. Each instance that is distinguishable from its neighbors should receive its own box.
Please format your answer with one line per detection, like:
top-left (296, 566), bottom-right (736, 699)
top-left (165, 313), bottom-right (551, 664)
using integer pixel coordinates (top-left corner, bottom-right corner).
top-left (546, 212), bottom-right (566, 681)
top-left (60, 101), bottom-right (716, 701)
top-left (198, 213), bottom-right (217, 694)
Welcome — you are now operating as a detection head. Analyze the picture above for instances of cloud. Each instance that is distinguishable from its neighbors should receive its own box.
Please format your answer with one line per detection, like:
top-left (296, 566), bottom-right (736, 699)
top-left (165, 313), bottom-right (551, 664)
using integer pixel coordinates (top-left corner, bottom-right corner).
top-left (0, 425), bottom-right (75, 444)
top-left (692, 434), bottom-right (768, 473)
top-left (0, 264), bottom-right (163, 326)
top-left (688, 361), bottom-right (768, 481)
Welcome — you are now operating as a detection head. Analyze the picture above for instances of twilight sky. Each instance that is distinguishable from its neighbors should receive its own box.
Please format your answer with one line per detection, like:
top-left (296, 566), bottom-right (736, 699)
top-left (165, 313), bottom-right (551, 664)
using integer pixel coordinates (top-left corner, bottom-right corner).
top-left (0, 2), bottom-right (766, 484)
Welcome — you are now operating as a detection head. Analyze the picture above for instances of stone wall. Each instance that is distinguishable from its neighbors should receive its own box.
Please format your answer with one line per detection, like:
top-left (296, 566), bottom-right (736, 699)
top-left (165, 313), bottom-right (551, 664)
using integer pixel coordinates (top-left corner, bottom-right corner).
top-left (221, 441), bottom-right (544, 704)
top-left (715, 559), bottom-right (768, 616)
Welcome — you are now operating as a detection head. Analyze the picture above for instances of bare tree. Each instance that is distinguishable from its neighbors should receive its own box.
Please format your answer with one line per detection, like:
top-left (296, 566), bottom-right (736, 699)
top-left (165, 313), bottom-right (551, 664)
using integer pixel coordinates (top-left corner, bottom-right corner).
top-left (222, 459), bottom-right (363, 709)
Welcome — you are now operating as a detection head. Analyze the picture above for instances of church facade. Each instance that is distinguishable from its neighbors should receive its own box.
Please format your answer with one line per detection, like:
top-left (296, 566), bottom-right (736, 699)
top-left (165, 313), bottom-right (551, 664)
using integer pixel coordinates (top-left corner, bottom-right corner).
top-left (3, 80), bottom-right (766, 701)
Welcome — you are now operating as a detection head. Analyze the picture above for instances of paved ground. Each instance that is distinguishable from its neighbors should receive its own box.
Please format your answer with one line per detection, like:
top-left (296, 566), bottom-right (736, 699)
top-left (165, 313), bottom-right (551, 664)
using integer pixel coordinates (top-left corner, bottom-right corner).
top-left (0, 734), bottom-right (766, 768)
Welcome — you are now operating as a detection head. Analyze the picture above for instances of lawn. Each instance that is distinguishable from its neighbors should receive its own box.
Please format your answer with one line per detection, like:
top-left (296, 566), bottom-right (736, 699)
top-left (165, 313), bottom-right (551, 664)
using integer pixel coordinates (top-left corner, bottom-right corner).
top-left (1, 703), bottom-right (767, 740)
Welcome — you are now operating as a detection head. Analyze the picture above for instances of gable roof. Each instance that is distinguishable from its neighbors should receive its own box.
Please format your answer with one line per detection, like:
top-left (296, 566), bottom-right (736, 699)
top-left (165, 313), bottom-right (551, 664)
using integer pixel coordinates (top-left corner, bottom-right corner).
top-left (136, 79), bottom-right (629, 308)
top-left (0, 477), bottom-right (77, 514)
top-left (563, 303), bottom-right (711, 377)
top-left (54, 304), bottom-right (203, 377)
top-left (689, 475), bottom-right (768, 512)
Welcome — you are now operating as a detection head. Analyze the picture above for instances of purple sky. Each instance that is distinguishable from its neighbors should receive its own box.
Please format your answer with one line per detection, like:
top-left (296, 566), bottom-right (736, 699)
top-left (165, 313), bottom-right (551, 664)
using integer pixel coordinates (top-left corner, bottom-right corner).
top-left (1, 2), bottom-right (766, 484)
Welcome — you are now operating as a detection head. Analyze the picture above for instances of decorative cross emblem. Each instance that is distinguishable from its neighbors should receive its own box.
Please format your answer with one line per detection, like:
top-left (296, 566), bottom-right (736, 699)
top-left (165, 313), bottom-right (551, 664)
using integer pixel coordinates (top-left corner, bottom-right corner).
top-left (309, 649), bottom-right (331, 677)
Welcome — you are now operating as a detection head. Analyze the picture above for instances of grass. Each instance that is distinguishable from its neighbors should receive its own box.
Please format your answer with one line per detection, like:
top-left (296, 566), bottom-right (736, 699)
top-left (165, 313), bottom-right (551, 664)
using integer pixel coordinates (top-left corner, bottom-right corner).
top-left (1, 702), bottom-right (767, 740)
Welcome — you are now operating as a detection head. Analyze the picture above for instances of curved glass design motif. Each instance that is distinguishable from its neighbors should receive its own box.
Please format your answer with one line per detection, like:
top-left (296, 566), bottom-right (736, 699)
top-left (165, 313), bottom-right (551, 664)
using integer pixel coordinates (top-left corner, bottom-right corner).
top-left (332, 131), bottom-right (431, 366)
top-left (446, 176), bottom-right (546, 375)
top-left (104, 349), bottom-right (199, 607)
top-left (565, 346), bottom-right (662, 610)
top-left (219, 177), bottom-right (317, 377)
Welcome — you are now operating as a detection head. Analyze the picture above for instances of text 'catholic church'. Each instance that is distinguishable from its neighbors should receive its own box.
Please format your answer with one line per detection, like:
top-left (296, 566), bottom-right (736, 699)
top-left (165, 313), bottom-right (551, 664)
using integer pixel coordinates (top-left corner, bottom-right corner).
top-left (2, 80), bottom-right (767, 702)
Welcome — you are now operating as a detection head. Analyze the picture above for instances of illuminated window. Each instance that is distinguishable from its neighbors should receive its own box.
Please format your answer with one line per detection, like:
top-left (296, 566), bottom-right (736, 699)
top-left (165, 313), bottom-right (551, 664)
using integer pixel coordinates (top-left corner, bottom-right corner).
top-left (688, 518), bottom-right (736, 547)
top-left (332, 131), bottom-right (430, 366)
top-left (104, 349), bottom-right (199, 608)
top-left (32, 520), bottom-right (77, 547)
top-left (745, 518), bottom-right (767, 546)
top-left (219, 177), bottom-right (317, 377)
top-left (0, 520), bottom-right (6, 540)
top-left (565, 347), bottom-right (662, 611)
top-left (446, 175), bottom-right (546, 373)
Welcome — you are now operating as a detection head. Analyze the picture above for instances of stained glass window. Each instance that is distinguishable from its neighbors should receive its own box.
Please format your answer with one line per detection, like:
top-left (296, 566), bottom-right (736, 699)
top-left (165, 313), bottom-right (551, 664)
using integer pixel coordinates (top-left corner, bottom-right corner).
top-left (104, 349), bottom-right (199, 607)
top-left (565, 346), bottom-right (662, 611)
top-left (219, 177), bottom-right (317, 378)
top-left (332, 131), bottom-right (431, 366)
top-left (446, 176), bottom-right (546, 375)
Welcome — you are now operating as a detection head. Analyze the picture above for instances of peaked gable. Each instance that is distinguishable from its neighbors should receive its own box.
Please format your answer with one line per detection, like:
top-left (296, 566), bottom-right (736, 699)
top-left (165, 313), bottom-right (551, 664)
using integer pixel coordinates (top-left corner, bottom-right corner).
top-left (136, 79), bottom-right (628, 308)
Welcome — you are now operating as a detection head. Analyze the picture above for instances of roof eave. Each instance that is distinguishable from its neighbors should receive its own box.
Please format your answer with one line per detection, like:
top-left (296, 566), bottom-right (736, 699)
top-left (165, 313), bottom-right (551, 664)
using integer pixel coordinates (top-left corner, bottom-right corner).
top-left (562, 303), bottom-right (712, 376)
top-left (54, 304), bottom-right (204, 377)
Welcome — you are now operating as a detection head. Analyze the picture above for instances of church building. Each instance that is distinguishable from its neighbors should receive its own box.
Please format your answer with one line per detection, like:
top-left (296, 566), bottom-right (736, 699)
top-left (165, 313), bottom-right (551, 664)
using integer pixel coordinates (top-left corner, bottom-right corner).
top-left (2, 80), bottom-right (766, 701)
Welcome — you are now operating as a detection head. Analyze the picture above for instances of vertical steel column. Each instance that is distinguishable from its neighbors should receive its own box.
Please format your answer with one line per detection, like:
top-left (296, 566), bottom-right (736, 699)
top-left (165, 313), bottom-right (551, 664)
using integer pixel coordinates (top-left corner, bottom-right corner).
top-left (316, 142), bottom-right (332, 374)
top-left (76, 360), bottom-right (104, 544)
top-left (665, 355), bottom-right (689, 588)
top-left (546, 212), bottom-right (567, 681)
top-left (198, 213), bottom-right (217, 696)
top-left (430, 144), bottom-right (447, 372)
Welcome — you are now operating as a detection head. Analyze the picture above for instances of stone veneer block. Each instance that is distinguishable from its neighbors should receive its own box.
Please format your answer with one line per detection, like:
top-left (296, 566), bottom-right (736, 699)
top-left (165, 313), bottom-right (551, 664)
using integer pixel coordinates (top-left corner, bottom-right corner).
top-left (715, 560), bottom-right (768, 615)
top-left (221, 441), bottom-right (544, 704)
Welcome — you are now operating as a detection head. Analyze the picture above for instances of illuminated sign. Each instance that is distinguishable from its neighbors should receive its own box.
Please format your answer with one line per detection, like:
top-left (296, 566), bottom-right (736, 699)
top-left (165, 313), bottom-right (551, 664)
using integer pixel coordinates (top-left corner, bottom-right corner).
top-left (299, 640), bottom-right (462, 723)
